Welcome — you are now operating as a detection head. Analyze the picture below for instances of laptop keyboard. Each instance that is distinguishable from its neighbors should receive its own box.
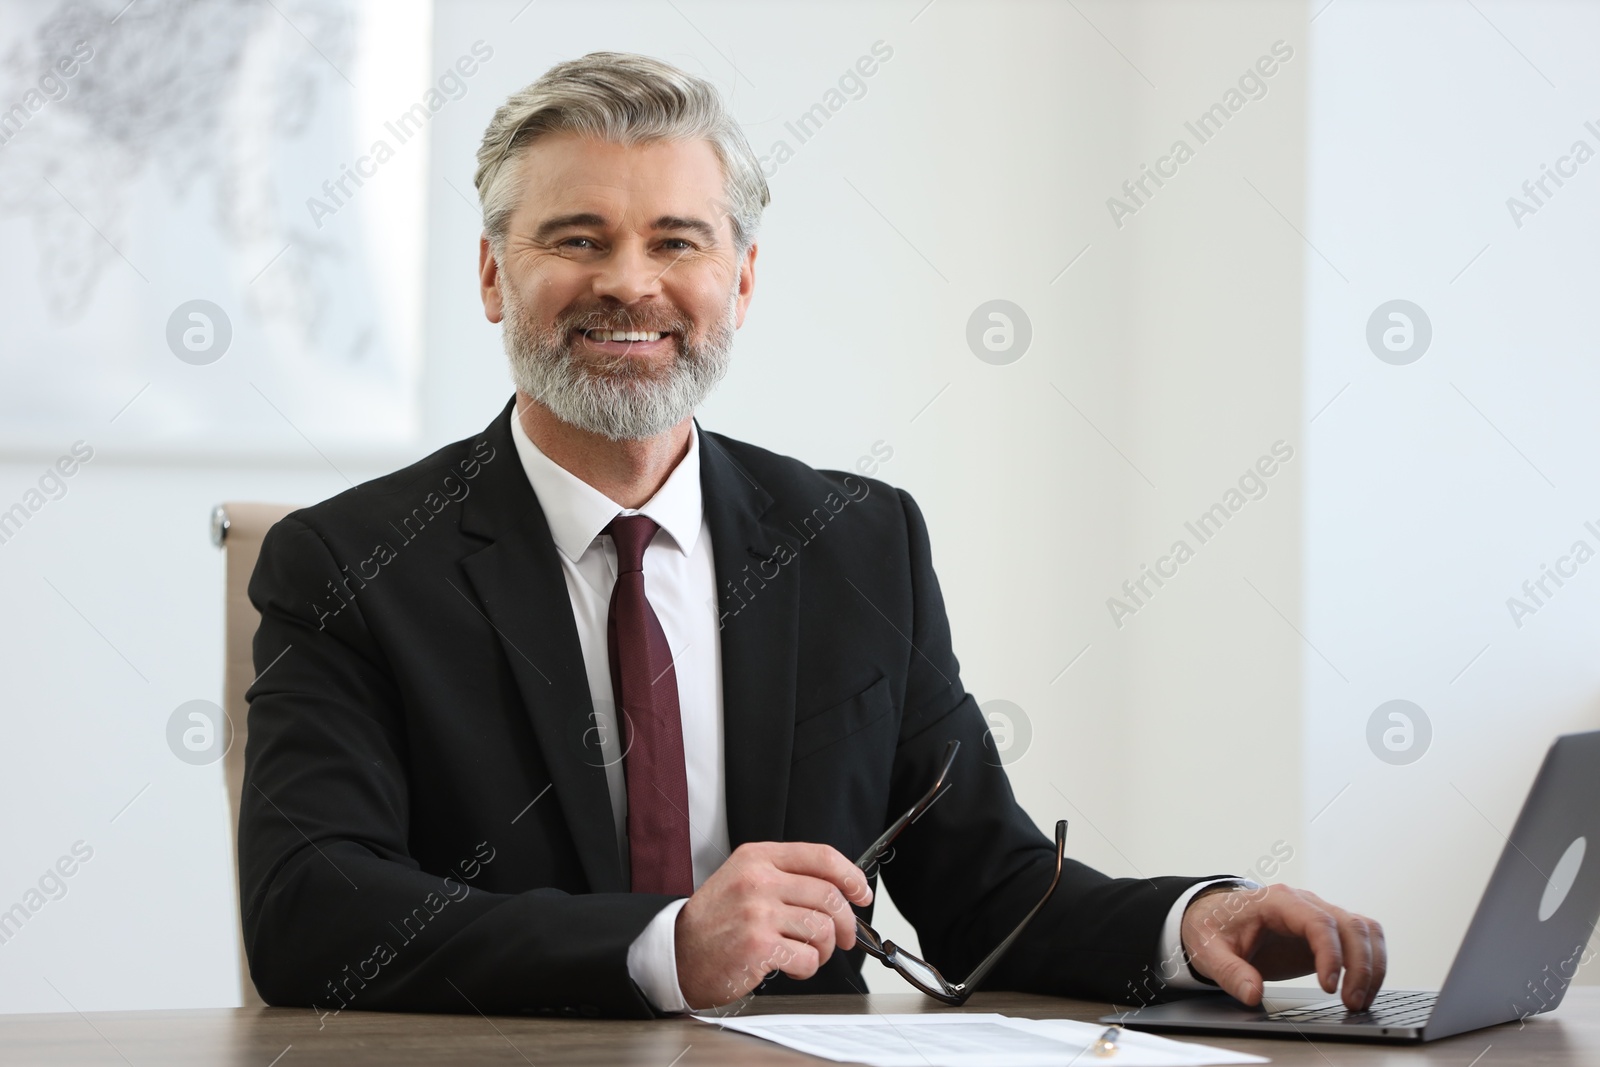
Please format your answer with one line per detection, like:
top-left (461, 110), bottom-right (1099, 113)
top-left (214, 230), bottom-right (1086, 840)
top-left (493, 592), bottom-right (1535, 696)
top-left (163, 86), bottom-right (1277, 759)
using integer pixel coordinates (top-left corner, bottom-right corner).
top-left (1266, 990), bottom-right (1437, 1028)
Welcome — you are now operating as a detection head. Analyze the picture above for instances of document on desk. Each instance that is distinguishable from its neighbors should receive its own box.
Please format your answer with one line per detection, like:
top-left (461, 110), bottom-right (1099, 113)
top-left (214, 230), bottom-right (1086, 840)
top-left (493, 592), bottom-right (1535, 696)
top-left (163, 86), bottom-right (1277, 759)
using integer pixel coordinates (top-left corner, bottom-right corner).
top-left (694, 1012), bottom-right (1268, 1066)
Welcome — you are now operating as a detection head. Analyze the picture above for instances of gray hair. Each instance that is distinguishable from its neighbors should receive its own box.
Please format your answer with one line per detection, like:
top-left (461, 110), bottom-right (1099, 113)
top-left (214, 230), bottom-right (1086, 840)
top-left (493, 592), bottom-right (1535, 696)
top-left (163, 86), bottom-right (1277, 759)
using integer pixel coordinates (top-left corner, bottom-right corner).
top-left (473, 52), bottom-right (769, 256)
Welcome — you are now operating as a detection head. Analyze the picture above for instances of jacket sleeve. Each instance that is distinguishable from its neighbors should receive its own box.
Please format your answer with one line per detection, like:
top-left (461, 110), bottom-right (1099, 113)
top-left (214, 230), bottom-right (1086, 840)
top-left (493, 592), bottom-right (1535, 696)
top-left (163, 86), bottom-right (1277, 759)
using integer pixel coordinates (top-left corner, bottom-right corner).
top-left (238, 516), bottom-right (674, 1019)
top-left (875, 489), bottom-right (1228, 1005)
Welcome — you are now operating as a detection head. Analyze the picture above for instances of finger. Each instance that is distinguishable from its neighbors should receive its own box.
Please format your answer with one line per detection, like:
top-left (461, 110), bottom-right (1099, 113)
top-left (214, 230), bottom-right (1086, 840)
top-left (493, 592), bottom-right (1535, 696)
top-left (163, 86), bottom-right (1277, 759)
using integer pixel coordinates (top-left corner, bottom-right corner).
top-left (776, 904), bottom-right (839, 964)
top-left (1340, 915), bottom-right (1385, 1011)
top-left (1274, 901), bottom-right (1343, 994)
top-left (765, 842), bottom-right (874, 905)
top-left (1330, 911), bottom-right (1375, 1011)
top-left (1365, 919), bottom-right (1388, 1010)
top-left (771, 873), bottom-right (861, 950)
top-left (1189, 940), bottom-right (1265, 1006)
top-left (766, 936), bottom-right (822, 982)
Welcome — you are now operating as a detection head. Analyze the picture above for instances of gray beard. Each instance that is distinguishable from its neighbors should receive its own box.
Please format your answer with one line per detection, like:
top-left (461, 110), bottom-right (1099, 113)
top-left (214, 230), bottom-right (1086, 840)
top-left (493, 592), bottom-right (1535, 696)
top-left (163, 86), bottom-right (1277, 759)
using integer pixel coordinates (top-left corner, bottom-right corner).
top-left (502, 284), bottom-right (738, 441)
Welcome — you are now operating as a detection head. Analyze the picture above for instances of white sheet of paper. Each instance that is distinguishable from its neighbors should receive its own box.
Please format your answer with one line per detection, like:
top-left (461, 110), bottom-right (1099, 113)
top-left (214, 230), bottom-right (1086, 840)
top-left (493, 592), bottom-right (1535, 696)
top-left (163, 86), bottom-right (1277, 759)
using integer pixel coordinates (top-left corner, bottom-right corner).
top-left (693, 1012), bottom-right (1269, 1067)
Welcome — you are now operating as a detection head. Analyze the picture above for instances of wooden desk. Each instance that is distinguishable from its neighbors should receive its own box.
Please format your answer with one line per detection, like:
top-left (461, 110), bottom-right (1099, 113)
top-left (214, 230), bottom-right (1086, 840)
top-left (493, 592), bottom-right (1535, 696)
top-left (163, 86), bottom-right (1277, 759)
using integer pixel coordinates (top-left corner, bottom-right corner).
top-left (3, 989), bottom-right (1594, 1065)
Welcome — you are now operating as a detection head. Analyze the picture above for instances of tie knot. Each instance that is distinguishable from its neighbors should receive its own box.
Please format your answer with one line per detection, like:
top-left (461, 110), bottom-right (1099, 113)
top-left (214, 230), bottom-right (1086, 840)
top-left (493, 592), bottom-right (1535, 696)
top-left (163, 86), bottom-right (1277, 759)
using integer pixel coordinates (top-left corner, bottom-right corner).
top-left (605, 514), bottom-right (660, 574)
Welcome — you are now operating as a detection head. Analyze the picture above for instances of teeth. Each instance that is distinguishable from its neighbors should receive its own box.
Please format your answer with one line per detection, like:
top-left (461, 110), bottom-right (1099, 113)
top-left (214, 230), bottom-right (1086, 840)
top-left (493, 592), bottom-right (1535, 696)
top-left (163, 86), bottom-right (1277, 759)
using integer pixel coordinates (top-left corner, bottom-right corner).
top-left (586, 329), bottom-right (665, 342)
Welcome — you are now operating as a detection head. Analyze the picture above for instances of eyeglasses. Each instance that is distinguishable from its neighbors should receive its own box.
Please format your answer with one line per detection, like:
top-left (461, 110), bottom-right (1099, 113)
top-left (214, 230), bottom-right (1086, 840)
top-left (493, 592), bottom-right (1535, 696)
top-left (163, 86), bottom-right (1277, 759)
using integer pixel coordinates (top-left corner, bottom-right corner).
top-left (852, 740), bottom-right (1068, 1005)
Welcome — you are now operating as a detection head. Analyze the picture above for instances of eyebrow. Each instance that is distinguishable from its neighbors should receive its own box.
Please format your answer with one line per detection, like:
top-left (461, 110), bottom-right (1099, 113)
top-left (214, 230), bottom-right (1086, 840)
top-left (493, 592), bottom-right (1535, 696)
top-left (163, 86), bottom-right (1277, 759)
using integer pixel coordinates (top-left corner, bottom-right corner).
top-left (531, 212), bottom-right (719, 244)
top-left (652, 215), bottom-right (718, 244)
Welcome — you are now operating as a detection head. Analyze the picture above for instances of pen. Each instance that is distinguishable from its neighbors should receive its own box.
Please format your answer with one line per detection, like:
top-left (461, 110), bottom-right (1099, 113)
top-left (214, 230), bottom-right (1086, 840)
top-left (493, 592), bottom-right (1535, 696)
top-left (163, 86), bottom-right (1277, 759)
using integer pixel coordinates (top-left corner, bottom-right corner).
top-left (1092, 1023), bottom-right (1121, 1057)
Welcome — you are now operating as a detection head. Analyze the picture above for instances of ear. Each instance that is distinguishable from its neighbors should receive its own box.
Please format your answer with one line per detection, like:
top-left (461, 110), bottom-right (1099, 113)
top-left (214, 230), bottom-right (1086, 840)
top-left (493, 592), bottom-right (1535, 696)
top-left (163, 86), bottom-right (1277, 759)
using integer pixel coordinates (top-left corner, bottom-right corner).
top-left (479, 235), bottom-right (504, 324)
top-left (733, 241), bottom-right (757, 329)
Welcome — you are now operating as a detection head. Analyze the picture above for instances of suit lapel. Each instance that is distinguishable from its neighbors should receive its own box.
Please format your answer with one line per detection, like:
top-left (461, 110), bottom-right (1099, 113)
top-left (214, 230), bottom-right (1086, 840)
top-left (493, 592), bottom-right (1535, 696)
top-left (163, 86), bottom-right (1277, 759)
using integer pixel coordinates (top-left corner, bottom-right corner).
top-left (455, 402), bottom-right (804, 886)
top-left (458, 401), bottom-right (625, 893)
top-left (697, 423), bottom-right (802, 848)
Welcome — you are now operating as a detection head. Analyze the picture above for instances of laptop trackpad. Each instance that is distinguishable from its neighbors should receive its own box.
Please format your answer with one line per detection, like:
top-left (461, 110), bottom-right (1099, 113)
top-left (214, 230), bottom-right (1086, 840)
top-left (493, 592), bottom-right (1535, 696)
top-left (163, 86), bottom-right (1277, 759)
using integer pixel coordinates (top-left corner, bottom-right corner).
top-left (1104, 986), bottom-right (1339, 1025)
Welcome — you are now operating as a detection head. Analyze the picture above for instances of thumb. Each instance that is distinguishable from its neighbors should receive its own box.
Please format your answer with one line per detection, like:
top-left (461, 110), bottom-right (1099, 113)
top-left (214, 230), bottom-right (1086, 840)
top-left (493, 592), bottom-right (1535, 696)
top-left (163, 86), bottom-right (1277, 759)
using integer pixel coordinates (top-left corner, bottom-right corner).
top-left (1194, 944), bottom-right (1264, 1006)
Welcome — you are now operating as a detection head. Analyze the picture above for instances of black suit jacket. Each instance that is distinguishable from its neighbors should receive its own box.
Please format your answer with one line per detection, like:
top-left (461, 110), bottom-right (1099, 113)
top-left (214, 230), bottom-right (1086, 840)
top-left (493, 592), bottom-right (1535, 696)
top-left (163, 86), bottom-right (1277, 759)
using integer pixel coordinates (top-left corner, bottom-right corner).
top-left (240, 398), bottom-right (1218, 1018)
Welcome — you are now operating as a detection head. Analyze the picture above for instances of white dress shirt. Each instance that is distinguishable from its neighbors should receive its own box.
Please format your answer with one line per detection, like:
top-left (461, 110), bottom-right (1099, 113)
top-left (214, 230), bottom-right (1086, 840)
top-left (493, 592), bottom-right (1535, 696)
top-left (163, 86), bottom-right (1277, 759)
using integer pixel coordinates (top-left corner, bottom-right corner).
top-left (510, 412), bottom-right (1234, 1012)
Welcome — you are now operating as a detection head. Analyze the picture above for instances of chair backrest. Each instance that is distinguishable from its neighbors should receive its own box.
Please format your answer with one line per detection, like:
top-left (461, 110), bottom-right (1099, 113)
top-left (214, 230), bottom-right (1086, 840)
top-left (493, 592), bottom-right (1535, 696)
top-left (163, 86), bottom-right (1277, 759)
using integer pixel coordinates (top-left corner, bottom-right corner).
top-left (213, 501), bottom-right (298, 1008)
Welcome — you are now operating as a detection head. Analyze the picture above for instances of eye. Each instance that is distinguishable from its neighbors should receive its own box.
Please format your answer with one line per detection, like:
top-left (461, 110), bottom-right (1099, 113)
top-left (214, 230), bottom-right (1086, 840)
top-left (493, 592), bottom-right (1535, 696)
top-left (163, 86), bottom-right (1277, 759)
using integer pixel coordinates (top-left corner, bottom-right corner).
top-left (660, 238), bottom-right (693, 251)
top-left (559, 236), bottom-right (597, 249)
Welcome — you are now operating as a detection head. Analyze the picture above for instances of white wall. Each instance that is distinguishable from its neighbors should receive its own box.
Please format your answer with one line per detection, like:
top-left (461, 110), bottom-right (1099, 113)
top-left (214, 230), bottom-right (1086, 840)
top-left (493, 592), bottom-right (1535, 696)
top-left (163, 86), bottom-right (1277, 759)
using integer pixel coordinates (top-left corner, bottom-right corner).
top-left (1301, 0), bottom-right (1600, 986)
top-left (0, 0), bottom-right (1592, 1014)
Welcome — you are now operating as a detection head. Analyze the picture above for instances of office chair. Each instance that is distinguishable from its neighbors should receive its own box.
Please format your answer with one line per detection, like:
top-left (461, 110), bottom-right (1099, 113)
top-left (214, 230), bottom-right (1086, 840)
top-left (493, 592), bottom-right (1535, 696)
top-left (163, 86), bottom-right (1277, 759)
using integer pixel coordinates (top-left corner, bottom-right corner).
top-left (211, 502), bottom-right (298, 1008)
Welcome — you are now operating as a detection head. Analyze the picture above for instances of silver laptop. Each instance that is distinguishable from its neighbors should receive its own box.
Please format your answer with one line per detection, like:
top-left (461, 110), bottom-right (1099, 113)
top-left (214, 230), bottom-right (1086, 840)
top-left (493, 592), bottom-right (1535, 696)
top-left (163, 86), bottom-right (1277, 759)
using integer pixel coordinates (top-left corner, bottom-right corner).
top-left (1102, 729), bottom-right (1600, 1042)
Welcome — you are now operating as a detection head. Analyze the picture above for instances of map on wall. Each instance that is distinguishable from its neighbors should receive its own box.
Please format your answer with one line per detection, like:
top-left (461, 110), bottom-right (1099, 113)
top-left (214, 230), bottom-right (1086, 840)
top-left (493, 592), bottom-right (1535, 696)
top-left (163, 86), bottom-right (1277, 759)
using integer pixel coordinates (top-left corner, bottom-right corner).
top-left (0, 0), bottom-right (431, 455)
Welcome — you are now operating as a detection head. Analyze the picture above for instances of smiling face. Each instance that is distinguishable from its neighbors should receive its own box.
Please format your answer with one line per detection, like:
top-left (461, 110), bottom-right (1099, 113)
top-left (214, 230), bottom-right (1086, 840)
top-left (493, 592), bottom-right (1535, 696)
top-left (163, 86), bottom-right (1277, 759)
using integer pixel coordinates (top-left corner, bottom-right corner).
top-left (479, 132), bottom-right (757, 441)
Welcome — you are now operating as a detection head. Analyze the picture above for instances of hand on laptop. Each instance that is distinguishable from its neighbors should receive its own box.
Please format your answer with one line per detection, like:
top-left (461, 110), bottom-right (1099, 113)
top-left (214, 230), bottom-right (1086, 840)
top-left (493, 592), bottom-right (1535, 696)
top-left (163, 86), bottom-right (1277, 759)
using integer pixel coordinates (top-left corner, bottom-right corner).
top-left (1180, 883), bottom-right (1386, 1012)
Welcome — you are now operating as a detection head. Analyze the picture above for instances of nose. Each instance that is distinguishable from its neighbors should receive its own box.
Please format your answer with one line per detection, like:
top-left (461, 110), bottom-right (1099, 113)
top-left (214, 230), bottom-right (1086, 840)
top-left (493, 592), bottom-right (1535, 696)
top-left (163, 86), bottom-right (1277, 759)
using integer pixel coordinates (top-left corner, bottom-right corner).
top-left (589, 237), bottom-right (663, 306)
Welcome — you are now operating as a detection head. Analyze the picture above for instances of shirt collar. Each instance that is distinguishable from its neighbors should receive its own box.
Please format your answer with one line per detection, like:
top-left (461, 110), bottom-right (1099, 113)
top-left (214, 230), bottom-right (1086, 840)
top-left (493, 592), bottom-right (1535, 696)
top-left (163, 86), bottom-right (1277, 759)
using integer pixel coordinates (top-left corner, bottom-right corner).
top-left (508, 405), bottom-right (704, 562)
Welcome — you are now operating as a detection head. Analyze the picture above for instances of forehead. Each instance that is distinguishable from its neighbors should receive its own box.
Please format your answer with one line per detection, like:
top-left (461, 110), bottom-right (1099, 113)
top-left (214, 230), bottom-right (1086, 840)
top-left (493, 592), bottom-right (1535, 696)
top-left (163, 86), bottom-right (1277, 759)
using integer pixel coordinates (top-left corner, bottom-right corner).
top-left (506, 132), bottom-right (730, 234)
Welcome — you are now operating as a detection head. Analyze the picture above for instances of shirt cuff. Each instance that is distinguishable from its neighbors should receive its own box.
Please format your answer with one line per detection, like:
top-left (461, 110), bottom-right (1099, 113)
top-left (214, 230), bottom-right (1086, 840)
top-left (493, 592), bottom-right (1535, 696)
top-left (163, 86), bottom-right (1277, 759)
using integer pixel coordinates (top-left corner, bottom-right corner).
top-left (1155, 877), bottom-right (1262, 990)
top-left (627, 897), bottom-right (691, 1013)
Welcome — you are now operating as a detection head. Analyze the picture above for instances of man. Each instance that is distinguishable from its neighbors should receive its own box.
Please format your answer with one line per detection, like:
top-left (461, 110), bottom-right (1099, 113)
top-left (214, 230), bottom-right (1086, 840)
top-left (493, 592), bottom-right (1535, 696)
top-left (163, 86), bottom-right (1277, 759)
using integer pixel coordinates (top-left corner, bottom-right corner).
top-left (239, 51), bottom-right (1385, 1019)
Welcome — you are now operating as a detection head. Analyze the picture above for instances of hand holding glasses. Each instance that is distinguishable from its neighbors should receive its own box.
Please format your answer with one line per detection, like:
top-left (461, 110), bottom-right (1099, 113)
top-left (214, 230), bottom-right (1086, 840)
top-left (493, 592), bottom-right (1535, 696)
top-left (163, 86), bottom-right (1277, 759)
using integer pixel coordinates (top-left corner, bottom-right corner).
top-left (851, 740), bottom-right (1068, 1005)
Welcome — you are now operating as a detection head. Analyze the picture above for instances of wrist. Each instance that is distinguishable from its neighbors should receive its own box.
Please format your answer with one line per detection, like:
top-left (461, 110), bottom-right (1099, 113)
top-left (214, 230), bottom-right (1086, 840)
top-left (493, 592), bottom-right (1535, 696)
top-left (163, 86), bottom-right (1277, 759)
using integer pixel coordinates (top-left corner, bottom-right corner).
top-left (628, 898), bottom-right (691, 1014)
top-left (1181, 881), bottom-right (1253, 984)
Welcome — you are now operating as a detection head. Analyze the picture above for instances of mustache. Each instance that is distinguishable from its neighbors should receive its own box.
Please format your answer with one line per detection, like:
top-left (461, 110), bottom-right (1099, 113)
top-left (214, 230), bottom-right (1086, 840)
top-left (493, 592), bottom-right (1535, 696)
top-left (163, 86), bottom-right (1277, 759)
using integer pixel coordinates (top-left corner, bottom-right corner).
top-left (560, 308), bottom-right (689, 335)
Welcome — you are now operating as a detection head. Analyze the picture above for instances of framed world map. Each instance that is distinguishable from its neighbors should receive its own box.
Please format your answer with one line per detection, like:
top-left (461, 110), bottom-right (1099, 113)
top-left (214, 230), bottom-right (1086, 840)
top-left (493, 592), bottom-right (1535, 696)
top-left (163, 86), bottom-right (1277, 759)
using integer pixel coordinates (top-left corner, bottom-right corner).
top-left (0, 0), bottom-right (432, 455)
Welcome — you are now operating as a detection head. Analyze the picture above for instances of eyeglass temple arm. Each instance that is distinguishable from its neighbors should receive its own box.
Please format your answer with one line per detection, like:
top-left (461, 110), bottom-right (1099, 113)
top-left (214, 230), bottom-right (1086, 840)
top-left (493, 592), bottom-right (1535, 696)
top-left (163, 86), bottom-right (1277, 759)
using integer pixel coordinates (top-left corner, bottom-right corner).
top-left (952, 819), bottom-right (1069, 997)
top-left (854, 740), bottom-right (961, 870)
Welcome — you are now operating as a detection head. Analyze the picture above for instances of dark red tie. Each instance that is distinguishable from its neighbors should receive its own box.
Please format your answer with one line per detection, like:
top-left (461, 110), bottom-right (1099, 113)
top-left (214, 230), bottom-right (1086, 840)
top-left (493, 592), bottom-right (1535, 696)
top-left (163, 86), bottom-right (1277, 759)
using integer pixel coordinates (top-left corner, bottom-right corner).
top-left (604, 515), bottom-right (694, 896)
